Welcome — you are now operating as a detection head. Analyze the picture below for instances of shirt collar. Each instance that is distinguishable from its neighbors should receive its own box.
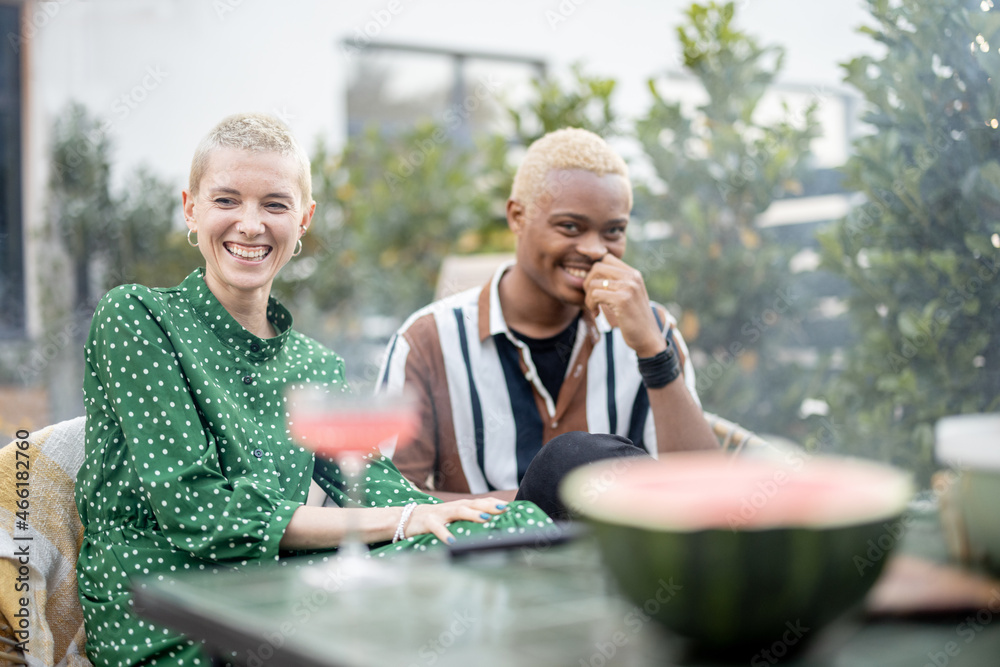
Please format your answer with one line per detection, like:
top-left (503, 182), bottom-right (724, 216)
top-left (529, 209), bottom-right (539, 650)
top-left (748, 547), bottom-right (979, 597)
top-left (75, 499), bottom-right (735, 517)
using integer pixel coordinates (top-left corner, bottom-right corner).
top-left (180, 268), bottom-right (293, 360)
top-left (477, 260), bottom-right (611, 342)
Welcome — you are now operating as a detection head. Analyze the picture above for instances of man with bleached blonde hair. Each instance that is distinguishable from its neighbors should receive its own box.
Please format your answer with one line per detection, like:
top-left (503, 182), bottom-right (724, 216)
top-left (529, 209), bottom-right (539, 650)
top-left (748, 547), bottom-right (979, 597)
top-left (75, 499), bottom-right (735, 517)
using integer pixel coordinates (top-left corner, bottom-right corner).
top-left (379, 128), bottom-right (718, 516)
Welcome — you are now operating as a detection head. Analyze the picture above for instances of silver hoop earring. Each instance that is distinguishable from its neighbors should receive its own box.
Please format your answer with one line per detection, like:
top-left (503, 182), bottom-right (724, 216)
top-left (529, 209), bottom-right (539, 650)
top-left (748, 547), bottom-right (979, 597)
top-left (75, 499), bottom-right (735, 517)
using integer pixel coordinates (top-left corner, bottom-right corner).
top-left (187, 228), bottom-right (199, 247)
top-left (291, 238), bottom-right (303, 257)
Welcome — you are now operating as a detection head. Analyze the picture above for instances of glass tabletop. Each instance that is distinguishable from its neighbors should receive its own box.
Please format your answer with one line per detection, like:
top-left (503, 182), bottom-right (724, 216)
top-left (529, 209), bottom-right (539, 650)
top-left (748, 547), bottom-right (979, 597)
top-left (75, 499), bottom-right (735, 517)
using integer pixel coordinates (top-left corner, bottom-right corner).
top-left (133, 507), bottom-right (1000, 667)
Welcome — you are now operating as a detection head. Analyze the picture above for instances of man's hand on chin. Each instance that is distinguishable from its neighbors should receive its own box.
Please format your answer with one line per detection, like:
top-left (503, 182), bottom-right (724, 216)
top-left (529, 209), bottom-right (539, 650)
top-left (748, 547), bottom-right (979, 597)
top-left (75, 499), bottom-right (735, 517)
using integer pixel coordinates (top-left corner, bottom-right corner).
top-left (583, 254), bottom-right (666, 357)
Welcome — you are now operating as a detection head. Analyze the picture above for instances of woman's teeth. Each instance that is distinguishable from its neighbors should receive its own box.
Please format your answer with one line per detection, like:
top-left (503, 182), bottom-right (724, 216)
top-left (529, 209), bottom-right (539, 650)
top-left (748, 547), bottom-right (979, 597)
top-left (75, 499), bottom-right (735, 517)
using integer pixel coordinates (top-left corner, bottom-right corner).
top-left (565, 268), bottom-right (588, 279)
top-left (226, 244), bottom-right (270, 261)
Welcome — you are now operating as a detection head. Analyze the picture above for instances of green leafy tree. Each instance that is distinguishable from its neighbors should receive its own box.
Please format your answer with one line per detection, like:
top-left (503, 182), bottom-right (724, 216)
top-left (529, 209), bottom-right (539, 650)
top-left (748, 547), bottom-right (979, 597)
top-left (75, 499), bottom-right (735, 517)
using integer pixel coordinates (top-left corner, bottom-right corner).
top-left (46, 104), bottom-right (188, 318)
top-left (47, 103), bottom-right (116, 315)
top-left (41, 104), bottom-right (187, 417)
top-left (508, 64), bottom-right (621, 146)
top-left (280, 123), bottom-right (508, 325)
top-left (447, 64), bottom-right (627, 255)
top-left (633, 2), bottom-right (820, 439)
top-left (110, 167), bottom-right (191, 291)
top-left (818, 0), bottom-right (1000, 478)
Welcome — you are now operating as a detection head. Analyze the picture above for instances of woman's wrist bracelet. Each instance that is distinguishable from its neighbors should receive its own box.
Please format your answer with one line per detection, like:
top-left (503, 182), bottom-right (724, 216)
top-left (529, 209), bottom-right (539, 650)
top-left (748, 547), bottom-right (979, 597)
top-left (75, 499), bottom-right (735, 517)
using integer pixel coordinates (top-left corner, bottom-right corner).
top-left (392, 502), bottom-right (419, 543)
top-left (637, 345), bottom-right (681, 389)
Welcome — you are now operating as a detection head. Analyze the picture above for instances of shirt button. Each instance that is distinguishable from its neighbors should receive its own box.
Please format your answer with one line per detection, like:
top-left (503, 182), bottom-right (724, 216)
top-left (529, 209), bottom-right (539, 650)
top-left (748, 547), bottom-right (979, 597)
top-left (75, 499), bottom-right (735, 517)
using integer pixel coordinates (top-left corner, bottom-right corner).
top-left (243, 375), bottom-right (254, 385)
top-left (250, 343), bottom-right (261, 353)
top-left (253, 448), bottom-right (264, 459)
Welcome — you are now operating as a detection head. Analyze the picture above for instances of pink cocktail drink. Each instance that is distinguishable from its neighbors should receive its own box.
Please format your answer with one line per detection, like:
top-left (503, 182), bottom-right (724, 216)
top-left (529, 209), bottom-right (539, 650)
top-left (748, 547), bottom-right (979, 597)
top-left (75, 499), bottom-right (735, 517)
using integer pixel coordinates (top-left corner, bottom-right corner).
top-left (288, 408), bottom-right (420, 458)
top-left (285, 387), bottom-right (421, 584)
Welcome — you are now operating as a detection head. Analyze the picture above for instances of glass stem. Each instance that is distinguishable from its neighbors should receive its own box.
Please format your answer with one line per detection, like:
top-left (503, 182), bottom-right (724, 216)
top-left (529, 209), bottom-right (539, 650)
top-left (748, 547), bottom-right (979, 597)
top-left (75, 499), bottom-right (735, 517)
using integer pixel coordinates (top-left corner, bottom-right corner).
top-left (339, 452), bottom-right (367, 560)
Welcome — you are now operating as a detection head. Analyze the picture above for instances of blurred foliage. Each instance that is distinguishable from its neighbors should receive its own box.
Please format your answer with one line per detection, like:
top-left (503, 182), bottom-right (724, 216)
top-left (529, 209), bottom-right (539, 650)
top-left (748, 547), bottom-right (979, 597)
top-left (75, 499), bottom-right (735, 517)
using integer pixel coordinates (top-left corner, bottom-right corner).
top-left (633, 1), bottom-right (821, 441)
top-left (818, 0), bottom-right (1000, 479)
top-left (46, 103), bottom-right (189, 326)
top-left (274, 123), bottom-right (510, 325)
top-left (47, 103), bottom-right (114, 315)
top-left (508, 64), bottom-right (621, 145)
top-left (49, 0), bottom-right (1000, 479)
top-left (278, 65), bottom-right (629, 331)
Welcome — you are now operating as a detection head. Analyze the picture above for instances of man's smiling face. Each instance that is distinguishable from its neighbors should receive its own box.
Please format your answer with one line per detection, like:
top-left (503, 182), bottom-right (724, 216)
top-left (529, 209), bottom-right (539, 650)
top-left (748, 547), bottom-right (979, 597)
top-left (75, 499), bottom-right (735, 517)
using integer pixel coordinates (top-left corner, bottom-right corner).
top-left (509, 168), bottom-right (632, 308)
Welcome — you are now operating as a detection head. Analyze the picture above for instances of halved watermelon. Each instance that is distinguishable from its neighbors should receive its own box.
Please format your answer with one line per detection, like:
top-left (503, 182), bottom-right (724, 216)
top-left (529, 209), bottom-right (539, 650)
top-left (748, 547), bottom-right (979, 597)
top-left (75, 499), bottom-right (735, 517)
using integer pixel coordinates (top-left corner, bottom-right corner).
top-left (560, 452), bottom-right (913, 649)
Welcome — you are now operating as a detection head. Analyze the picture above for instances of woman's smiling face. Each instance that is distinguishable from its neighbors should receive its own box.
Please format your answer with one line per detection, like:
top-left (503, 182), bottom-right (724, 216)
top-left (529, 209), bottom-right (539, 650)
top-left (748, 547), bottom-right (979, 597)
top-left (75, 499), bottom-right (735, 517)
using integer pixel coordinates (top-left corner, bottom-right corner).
top-left (183, 147), bottom-right (314, 306)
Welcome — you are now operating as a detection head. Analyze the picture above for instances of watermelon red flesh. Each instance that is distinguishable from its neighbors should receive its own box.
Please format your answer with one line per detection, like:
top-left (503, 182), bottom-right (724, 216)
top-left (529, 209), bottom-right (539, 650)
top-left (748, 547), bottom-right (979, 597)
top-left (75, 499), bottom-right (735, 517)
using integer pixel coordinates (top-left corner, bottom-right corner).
top-left (573, 453), bottom-right (912, 531)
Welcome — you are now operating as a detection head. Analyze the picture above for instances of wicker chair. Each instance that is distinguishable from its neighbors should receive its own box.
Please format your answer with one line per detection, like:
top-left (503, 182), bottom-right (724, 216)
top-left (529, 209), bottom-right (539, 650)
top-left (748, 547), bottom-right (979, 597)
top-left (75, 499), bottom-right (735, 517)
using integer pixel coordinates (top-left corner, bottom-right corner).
top-left (703, 411), bottom-right (794, 458)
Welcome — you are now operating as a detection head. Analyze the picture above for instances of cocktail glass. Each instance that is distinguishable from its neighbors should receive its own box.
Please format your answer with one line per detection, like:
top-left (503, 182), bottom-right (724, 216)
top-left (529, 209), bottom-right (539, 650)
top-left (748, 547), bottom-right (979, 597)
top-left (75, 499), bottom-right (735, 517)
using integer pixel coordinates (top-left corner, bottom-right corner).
top-left (285, 385), bottom-right (420, 589)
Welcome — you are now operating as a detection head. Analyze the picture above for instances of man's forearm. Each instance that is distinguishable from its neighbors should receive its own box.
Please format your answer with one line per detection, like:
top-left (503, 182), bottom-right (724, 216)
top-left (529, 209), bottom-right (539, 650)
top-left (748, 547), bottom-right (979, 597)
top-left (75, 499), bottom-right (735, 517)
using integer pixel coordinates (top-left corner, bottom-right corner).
top-left (649, 380), bottom-right (720, 453)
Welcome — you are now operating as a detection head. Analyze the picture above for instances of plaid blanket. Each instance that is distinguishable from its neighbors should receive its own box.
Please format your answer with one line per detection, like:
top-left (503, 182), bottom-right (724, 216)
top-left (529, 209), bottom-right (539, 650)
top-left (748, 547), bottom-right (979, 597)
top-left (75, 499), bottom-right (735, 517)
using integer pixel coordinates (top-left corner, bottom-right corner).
top-left (0, 417), bottom-right (91, 666)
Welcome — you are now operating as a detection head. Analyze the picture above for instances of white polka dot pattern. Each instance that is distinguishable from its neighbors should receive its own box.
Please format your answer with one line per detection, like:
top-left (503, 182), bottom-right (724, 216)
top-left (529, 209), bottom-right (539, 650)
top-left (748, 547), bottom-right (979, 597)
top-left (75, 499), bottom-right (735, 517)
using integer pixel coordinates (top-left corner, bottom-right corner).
top-left (75, 269), bottom-right (552, 667)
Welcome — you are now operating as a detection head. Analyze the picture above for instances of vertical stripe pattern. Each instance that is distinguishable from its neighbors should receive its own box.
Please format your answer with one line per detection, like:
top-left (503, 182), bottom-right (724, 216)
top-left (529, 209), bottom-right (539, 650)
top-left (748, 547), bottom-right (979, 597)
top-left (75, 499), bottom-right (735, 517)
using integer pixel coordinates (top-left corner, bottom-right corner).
top-left (605, 331), bottom-right (618, 435)
top-left (494, 334), bottom-right (545, 483)
top-left (379, 271), bottom-right (703, 494)
top-left (454, 308), bottom-right (494, 490)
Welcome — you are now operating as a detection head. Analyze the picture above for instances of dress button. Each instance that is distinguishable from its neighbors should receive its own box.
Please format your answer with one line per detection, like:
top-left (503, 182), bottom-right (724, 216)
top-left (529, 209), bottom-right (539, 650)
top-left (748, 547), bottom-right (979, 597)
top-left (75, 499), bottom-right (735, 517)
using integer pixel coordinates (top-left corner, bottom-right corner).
top-left (253, 448), bottom-right (264, 459)
top-left (250, 343), bottom-right (261, 353)
top-left (243, 375), bottom-right (254, 385)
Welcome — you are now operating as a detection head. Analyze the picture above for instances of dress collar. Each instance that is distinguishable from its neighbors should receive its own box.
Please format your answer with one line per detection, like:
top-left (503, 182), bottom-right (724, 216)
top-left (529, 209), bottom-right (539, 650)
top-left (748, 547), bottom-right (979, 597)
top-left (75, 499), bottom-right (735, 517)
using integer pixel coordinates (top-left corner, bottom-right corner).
top-left (179, 268), bottom-right (293, 361)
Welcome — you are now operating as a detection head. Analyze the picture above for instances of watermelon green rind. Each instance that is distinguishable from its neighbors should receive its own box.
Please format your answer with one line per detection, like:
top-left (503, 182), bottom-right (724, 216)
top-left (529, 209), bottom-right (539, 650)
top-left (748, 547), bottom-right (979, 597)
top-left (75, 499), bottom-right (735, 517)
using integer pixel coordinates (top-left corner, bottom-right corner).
top-left (587, 517), bottom-right (899, 647)
top-left (561, 454), bottom-right (913, 648)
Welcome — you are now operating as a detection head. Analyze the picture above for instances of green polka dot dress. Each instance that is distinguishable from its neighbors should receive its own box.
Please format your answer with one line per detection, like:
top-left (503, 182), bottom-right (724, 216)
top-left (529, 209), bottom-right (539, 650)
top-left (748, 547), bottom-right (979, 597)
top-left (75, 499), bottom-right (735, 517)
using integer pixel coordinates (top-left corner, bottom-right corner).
top-left (76, 269), bottom-right (552, 667)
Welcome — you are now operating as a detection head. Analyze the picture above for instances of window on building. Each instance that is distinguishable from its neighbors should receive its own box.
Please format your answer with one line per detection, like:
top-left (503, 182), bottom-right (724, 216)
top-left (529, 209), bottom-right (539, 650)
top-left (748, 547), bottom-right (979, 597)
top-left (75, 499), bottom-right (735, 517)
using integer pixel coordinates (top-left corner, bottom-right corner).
top-left (0, 5), bottom-right (24, 339)
top-left (345, 41), bottom-right (545, 144)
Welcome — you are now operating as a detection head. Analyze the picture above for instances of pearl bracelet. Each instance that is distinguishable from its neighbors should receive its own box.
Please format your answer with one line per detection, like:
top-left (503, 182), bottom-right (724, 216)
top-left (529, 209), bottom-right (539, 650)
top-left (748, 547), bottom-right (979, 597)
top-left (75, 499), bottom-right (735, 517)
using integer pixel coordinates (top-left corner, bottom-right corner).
top-left (392, 502), bottom-right (419, 543)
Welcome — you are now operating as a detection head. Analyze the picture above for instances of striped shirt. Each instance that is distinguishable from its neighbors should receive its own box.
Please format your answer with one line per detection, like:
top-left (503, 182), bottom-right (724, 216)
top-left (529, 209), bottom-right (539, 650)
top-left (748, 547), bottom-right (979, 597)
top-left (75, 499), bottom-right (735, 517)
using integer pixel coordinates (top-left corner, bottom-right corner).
top-left (377, 262), bottom-right (700, 494)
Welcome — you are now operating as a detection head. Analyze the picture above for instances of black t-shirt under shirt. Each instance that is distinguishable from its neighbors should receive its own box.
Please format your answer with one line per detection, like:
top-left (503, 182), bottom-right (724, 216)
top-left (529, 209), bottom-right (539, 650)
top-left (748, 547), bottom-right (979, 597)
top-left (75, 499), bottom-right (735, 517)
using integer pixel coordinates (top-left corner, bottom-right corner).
top-left (509, 316), bottom-right (580, 401)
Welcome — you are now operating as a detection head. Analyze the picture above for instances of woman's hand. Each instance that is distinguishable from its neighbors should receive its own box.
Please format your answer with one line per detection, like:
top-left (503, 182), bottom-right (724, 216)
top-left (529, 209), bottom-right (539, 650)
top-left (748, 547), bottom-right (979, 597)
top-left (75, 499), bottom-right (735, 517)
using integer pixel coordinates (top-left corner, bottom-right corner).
top-left (404, 498), bottom-right (510, 544)
top-left (280, 499), bottom-right (510, 550)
